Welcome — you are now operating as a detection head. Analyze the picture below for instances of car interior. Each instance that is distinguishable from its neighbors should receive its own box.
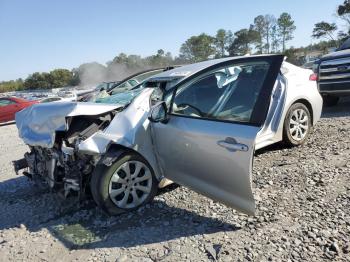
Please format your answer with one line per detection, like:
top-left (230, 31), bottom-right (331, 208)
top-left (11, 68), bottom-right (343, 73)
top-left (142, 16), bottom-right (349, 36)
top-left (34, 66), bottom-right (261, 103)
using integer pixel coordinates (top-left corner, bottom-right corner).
top-left (172, 63), bottom-right (269, 123)
top-left (0, 98), bottom-right (16, 106)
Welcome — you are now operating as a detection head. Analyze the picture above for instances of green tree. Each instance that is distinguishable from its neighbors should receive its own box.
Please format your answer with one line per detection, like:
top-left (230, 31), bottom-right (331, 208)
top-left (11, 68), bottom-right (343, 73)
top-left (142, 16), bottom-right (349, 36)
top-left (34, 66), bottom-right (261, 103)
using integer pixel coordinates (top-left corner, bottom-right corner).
top-left (156, 49), bottom-right (165, 56)
top-left (338, 30), bottom-right (350, 43)
top-left (147, 49), bottom-right (173, 67)
top-left (112, 53), bottom-right (128, 64)
top-left (270, 25), bottom-right (280, 53)
top-left (48, 69), bottom-right (73, 88)
top-left (24, 72), bottom-right (51, 89)
top-left (337, 0), bottom-right (350, 26)
top-left (277, 12), bottom-right (296, 52)
top-left (228, 27), bottom-right (259, 56)
top-left (214, 29), bottom-right (233, 57)
top-left (283, 47), bottom-right (301, 65)
top-left (23, 70), bottom-right (73, 89)
top-left (111, 54), bottom-right (145, 71)
top-left (0, 79), bottom-right (24, 93)
top-left (263, 15), bottom-right (276, 53)
top-left (107, 50), bottom-right (175, 82)
top-left (253, 15), bottom-right (266, 53)
top-left (253, 15), bottom-right (276, 53)
top-left (312, 22), bottom-right (337, 41)
top-left (179, 33), bottom-right (216, 62)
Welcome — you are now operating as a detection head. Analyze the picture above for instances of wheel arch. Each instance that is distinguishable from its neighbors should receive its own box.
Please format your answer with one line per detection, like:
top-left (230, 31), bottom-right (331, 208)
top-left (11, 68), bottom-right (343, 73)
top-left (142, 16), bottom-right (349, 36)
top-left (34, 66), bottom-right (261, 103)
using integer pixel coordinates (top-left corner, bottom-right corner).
top-left (101, 143), bottom-right (162, 182)
top-left (90, 143), bottom-right (159, 215)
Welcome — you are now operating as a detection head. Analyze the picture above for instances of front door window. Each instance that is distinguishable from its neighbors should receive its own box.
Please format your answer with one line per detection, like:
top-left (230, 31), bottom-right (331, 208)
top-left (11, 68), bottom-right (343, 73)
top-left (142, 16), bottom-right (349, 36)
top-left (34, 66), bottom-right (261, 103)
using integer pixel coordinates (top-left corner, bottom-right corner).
top-left (172, 61), bottom-right (270, 124)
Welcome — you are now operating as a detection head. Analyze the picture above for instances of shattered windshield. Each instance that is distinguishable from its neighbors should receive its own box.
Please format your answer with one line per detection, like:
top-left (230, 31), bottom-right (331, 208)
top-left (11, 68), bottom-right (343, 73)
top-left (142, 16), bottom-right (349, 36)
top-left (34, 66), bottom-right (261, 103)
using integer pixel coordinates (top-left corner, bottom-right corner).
top-left (95, 77), bottom-right (183, 106)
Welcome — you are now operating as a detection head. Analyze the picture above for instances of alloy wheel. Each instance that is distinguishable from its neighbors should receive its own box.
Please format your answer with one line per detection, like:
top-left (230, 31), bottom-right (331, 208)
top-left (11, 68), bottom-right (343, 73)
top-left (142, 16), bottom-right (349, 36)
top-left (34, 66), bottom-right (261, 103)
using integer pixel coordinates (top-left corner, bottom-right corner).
top-left (289, 108), bottom-right (309, 141)
top-left (108, 160), bottom-right (153, 209)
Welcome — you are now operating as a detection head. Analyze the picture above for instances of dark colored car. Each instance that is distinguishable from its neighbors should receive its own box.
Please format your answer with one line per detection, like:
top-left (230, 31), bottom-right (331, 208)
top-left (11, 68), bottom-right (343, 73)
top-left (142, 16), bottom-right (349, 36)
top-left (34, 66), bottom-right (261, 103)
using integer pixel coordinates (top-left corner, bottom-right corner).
top-left (0, 97), bottom-right (37, 123)
top-left (77, 81), bottom-right (121, 102)
top-left (315, 38), bottom-right (350, 106)
top-left (78, 67), bottom-right (177, 102)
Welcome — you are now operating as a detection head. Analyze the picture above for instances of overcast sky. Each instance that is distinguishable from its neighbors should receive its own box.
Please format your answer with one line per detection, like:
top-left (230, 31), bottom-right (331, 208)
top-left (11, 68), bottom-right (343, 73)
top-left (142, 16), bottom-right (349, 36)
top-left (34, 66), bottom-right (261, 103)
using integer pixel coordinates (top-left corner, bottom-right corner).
top-left (0, 0), bottom-right (343, 81)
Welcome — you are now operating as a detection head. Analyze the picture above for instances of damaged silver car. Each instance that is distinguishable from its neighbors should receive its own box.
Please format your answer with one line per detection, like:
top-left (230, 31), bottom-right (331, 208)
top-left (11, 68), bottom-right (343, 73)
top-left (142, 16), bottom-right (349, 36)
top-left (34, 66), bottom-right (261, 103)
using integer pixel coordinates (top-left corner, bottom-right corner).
top-left (13, 55), bottom-right (322, 215)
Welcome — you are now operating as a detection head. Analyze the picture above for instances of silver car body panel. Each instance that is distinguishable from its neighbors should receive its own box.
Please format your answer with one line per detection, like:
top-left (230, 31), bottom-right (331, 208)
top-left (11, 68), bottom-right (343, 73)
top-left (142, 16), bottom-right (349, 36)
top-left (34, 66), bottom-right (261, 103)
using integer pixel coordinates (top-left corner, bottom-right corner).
top-left (78, 88), bottom-right (163, 180)
top-left (15, 102), bottom-right (121, 148)
top-left (151, 116), bottom-right (258, 215)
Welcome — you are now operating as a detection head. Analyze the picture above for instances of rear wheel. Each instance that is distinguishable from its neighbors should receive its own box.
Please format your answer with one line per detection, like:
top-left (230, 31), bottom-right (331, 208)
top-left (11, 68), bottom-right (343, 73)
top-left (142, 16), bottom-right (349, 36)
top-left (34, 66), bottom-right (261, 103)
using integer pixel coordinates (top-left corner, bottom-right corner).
top-left (283, 103), bottom-right (311, 146)
top-left (322, 95), bottom-right (339, 107)
top-left (90, 152), bottom-right (158, 215)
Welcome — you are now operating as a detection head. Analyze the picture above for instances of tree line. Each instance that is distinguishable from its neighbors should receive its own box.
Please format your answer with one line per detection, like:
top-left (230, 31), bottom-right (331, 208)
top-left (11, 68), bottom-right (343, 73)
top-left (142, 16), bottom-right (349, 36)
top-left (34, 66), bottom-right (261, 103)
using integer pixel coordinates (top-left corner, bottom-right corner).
top-left (1, 1), bottom-right (350, 93)
top-left (0, 50), bottom-right (182, 93)
top-left (179, 12), bottom-right (296, 62)
top-left (312, 0), bottom-right (350, 43)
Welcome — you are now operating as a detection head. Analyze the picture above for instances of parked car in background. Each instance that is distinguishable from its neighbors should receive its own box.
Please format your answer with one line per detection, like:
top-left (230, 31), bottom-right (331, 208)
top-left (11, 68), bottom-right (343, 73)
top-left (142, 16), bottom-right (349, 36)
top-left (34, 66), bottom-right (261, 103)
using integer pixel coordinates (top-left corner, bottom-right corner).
top-left (40, 96), bottom-right (74, 103)
top-left (96, 81), bottom-right (121, 92)
top-left (57, 90), bottom-right (77, 101)
top-left (315, 37), bottom-right (350, 106)
top-left (302, 59), bottom-right (318, 70)
top-left (108, 78), bottom-right (139, 94)
top-left (78, 81), bottom-right (121, 102)
top-left (79, 68), bottom-right (176, 102)
top-left (14, 55), bottom-right (322, 216)
top-left (0, 97), bottom-right (37, 123)
top-left (38, 90), bottom-right (77, 103)
top-left (39, 97), bottom-right (61, 103)
top-left (40, 97), bottom-right (65, 103)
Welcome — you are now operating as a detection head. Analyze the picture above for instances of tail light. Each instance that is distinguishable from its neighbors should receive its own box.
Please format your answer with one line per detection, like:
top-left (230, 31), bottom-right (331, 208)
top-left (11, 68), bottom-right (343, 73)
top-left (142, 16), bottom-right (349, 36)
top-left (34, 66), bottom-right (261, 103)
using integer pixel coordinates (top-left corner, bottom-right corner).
top-left (309, 73), bottom-right (318, 81)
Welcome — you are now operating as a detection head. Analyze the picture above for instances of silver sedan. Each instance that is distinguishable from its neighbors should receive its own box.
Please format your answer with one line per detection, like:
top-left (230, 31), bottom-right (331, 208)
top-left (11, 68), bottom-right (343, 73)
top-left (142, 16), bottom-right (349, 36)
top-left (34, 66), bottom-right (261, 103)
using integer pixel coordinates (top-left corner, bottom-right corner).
top-left (15, 54), bottom-right (323, 216)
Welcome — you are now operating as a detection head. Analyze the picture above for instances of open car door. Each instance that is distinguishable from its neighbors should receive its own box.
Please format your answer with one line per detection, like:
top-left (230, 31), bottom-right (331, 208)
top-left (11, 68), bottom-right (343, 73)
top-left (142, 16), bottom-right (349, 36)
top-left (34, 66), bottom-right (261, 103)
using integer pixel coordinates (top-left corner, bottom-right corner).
top-left (150, 55), bottom-right (284, 215)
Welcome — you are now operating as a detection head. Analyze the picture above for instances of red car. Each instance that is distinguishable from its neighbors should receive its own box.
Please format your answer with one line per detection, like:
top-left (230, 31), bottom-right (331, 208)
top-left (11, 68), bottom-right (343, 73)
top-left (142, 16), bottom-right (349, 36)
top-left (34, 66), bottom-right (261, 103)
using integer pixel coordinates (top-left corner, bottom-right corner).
top-left (0, 97), bottom-right (37, 123)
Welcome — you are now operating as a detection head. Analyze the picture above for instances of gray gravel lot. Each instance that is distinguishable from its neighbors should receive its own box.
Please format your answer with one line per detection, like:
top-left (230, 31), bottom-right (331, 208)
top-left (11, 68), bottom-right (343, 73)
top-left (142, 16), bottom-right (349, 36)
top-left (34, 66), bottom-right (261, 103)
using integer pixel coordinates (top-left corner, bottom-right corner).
top-left (0, 98), bottom-right (349, 261)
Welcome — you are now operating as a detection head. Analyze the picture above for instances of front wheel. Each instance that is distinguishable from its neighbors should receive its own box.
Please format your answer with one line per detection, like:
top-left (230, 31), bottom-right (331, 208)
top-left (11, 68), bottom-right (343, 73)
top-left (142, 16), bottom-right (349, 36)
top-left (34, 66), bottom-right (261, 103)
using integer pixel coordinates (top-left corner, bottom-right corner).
top-left (90, 152), bottom-right (158, 215)
top-left (283, 103), bottom-right (311, 146)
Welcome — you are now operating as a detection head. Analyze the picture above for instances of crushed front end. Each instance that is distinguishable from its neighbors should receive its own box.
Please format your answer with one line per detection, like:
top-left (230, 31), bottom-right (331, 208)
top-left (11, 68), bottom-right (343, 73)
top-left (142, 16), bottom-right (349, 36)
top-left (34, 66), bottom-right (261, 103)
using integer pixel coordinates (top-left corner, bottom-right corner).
top-left (13, 102), bottom-right (122, 199)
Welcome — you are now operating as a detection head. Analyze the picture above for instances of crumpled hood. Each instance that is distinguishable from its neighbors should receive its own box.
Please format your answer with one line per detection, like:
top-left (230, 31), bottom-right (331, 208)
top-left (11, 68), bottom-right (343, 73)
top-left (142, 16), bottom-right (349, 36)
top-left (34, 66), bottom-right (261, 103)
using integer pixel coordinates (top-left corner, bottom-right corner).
top-left (15, 101), bottom-right (122, 148)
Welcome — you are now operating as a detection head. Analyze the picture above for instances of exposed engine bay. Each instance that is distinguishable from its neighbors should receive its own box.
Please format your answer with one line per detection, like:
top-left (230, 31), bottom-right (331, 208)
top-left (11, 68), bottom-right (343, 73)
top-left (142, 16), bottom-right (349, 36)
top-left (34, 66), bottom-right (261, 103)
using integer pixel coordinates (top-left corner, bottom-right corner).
top-left (13, 88), bottom-right (163, 206)
top-left (14, 111), bottom-right (117, 198)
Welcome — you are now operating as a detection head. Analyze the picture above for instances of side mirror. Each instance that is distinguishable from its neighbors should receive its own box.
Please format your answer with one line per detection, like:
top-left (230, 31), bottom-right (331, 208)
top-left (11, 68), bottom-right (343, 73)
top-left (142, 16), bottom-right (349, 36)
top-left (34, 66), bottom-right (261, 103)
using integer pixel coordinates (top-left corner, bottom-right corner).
top-left (148, 101), bottom-right (168, 123)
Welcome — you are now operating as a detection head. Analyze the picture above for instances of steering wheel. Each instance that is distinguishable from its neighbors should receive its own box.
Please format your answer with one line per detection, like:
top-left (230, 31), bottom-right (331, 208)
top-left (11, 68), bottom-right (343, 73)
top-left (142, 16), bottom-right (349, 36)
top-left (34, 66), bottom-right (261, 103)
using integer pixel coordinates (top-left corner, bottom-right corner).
top-left (177, 103), bottom-right (205, 117)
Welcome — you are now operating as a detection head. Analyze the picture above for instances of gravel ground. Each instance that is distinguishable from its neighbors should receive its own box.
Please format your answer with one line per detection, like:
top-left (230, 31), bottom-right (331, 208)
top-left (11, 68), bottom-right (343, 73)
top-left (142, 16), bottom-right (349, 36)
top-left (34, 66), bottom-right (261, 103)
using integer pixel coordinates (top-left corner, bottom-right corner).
top-left (0, 98), bottom-right (349, 262)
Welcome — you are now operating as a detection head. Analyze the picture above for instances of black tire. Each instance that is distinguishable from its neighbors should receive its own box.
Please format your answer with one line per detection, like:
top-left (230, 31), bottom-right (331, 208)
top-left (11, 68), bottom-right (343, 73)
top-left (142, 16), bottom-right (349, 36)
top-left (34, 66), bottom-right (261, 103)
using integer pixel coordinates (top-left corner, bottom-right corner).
top-left (90, 152), bottom-right (158, 215)
top-left (322, 95), bottom-right (339, 107)
top-left (283, 103), bottom-right (312, 147)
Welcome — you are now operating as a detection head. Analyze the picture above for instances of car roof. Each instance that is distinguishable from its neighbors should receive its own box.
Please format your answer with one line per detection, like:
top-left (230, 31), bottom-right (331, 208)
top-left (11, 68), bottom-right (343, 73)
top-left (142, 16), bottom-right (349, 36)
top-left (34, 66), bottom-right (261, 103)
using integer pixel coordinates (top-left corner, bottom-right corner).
top-left (110, 67), bottom-right (173, 86)
top-left (148, 54), bottom-right (281, 81)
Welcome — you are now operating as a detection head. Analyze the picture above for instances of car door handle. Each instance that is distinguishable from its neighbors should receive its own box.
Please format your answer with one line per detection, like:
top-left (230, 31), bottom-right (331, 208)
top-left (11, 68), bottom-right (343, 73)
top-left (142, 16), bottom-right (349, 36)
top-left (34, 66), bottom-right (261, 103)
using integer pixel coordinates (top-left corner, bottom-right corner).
top-left (217, 138), bottom-right (249, 152)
